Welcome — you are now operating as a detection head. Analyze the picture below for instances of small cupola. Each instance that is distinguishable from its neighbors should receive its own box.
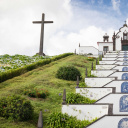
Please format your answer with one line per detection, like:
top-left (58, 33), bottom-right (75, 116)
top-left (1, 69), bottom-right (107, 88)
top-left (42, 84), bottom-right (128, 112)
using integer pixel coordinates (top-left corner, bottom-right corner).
top-left (123, 20), bottom-right (127, 27)
top-left (103, 33), bottom-right (109, 42)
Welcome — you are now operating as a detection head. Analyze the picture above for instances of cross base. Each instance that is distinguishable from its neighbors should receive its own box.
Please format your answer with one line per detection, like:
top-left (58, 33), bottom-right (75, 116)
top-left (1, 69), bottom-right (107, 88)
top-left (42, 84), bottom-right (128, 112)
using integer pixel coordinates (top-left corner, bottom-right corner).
top-left (39, 52), bottom-right (46, 56)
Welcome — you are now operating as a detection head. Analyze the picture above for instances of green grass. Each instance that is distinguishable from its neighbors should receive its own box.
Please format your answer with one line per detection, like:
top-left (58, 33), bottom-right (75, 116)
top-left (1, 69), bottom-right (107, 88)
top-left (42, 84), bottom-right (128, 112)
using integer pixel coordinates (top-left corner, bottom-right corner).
top-left (0, 54), bottom-right (96, 128)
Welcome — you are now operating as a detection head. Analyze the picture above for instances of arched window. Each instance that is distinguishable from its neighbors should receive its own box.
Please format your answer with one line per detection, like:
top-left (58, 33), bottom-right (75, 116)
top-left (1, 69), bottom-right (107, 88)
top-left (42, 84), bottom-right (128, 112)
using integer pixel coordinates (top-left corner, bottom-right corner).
top-left (118, 118), bottom-right (128, 128)
top-left (122, 73), bottom-right (128, 80)
top-left (120, 95), bottom-right (128, 112)
top-left (121, 82), bottom-right (128, 92)
top-left (123, 31), bottom-right (127, 40)
top-left (122, 67), bottom-right (128, 71)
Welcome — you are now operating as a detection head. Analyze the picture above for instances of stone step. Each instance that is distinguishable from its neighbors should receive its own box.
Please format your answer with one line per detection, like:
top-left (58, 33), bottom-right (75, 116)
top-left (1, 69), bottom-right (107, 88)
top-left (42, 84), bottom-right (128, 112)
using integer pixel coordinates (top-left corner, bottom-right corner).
top-left (109, 71), bottom-right (128, 80)
top-left (96, 64), bottom-right (117, 70)
top-left (62, 103), bottom-right (112, 121)
top-left (76, 87), bottom-right (115, 100)
top-left (96, 93), bottom-right (128, 114)
top-left (104, 80), bottom-right (128, 93)
top-left (99, 61), bottom-right (116, 64)
top-left (91, 69), bottom-right (117, 77)
top-left (85, 115), bottom-right (128, 128)
top-left (85, 77), bottom-right (116, 87)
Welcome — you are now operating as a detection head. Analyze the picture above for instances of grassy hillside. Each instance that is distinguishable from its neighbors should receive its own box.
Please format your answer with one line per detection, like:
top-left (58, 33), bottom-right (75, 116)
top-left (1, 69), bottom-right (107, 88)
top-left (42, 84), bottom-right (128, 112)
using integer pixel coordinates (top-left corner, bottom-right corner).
top-left (0, 54), bottom-right (96, 128)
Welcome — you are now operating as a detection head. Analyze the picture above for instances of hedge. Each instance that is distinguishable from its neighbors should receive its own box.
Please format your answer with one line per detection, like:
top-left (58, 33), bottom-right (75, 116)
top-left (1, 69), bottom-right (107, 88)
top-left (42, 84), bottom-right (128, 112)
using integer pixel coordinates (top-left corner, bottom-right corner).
top-left (0, 53), bottom-right (73, 83)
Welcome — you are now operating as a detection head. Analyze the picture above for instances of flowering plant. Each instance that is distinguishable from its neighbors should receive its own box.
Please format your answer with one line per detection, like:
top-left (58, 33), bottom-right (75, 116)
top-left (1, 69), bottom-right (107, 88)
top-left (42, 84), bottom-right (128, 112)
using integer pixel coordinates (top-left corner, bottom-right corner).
top-left (87, 57), bottom-right (95, 61)
top-left (23, 88), bottom-right (49, 99)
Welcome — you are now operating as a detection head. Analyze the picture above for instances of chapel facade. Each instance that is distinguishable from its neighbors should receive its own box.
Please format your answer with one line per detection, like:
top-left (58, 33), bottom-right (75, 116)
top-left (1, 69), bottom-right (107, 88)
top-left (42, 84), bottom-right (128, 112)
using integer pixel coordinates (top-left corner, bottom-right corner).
top-left (79, 22), bottom-right (128, 56)
top-left (98, 22), bottom-right (128, 52)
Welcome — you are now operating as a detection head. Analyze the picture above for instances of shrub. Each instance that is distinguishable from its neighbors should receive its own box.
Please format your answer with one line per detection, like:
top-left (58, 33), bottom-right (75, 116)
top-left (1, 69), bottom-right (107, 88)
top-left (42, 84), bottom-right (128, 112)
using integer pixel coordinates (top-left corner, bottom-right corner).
top-left (87, 74), bottom-right (97, 77)
top-left (0, 95), bottom-right (34, 121)
top-left (56, 66), bottom-right (81, 81)
top-left (23, 88), bottom-right (49, 99)
top-left (46, 112), bottom-right (97, 128)
top-left (66, 93), bottom-right (96, 104)
top-left (87, 53), bottom-right (93, 55)
top-left (79, 82), bottom-right (88, 87)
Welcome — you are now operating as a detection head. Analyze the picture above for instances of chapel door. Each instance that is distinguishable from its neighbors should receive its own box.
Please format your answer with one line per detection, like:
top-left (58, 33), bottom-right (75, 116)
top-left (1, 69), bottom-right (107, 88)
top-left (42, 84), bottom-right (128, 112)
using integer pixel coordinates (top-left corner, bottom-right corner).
top-left (122, 45), bottom-right (128, 51)
top-left (103, 46), bottom-right (108, 52)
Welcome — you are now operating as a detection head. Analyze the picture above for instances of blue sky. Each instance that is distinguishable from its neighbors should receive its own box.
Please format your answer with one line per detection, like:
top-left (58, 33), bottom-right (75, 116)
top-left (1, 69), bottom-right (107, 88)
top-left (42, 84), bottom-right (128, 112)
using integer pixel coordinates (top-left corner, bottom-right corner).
top-left (0, 0), bottom-right (128, 56)
top-left (70, 0), bottom-right (128, 30)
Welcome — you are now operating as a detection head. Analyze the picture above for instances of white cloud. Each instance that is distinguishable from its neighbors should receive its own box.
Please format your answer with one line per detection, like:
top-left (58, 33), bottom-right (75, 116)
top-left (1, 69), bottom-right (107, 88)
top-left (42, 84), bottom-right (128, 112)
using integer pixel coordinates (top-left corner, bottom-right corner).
top-left (111, 0), bottom-right (120, 14)
top-left (48, 26), bottom-right (115, 55)
top-left (0, 0), bottom-right (122, 56)
top-left (0, 0), bottom-right (73, 56)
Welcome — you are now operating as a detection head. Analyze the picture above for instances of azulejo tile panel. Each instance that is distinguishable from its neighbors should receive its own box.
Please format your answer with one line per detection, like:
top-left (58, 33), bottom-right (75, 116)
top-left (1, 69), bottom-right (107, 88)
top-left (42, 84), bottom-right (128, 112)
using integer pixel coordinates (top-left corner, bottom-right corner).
top-left (122, 73), bottom-right (128, 80)
top-left (118, 118), bottom-right (128, 128)
top-left (121, 82), bottom-right (128, 93)
top-left (123, 62), bottom-right (128, 65)
top-left (123, 58), bottom-right (128, 61)
top-left (120, 95), bottom-right (128, 112)
top-left (122, 67), bottom-right (128, 71)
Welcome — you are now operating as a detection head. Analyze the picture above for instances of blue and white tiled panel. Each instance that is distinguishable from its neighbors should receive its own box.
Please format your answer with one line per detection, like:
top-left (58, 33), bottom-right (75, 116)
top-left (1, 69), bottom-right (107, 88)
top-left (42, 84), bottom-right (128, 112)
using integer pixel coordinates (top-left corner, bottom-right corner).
top-left (116, 58), bottom-right (128, 61)
top-left (105, 81), bottom-right (128, 93)
top-left (118, 52), bottom-right (128, 57)
top-left (86, 116), bottom-right (128, 128)
top-left (115, 61), bottom-right (128, 65)
top-left (96, 94), bottom-right (128, 114)
top-left (113, 66), bottom-right (128, 71)
top-left (110, 72), bottom-right (128, 79)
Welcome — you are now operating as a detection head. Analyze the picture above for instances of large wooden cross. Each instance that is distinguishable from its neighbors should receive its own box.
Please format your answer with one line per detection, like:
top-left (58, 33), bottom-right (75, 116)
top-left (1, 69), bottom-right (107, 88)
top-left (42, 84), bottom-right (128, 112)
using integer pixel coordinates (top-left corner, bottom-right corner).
top-left (33, 13), bottom-right (53, 56)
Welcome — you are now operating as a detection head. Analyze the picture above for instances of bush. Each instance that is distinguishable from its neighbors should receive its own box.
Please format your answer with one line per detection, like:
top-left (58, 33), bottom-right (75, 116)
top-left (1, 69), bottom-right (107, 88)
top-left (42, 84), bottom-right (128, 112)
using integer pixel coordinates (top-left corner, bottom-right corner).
top-left (87, 53), bottom-right (93, 55)
top-left (66, 93), bottom-right (96, 104)
top-left (87, 74), bottom-right (97, 77)
top-left (46, 112), bottom-right (97, 128)
top-left (56, 66), bottom-right (81, 81)
top-left (23, 88), bottom-right (49, 99)
top-left (0, 95), bottom-right (34, 121)
top-left (79, 82), bottom-right (88, 87)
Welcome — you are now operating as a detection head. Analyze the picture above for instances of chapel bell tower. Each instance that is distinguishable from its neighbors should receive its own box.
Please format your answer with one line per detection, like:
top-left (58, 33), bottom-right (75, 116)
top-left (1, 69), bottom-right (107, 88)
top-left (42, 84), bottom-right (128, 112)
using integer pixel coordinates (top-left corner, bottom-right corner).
top-left (103, 33), bottom-right (109, 42)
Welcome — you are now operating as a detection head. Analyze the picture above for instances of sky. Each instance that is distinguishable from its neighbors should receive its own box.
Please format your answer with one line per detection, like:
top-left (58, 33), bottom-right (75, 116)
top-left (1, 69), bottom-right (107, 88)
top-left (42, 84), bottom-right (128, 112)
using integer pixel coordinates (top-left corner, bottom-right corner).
top-left (0, 0), bottom-right (128, 56)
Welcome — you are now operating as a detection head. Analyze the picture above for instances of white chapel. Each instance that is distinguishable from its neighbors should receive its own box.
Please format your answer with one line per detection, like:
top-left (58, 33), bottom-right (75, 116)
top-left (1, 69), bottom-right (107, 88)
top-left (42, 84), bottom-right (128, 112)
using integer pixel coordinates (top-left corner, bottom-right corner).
top-left (79, 22), bottom-right (128, 56)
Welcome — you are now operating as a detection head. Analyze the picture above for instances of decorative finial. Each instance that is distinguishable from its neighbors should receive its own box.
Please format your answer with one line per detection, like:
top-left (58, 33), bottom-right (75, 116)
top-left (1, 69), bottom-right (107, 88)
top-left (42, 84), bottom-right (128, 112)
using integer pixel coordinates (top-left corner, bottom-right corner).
top-left (123, 20), bottom-right (127, 27)
top-left (76, 76), bottom-right (79, 88)
top-left (74, 49), bottom-right (76, 54)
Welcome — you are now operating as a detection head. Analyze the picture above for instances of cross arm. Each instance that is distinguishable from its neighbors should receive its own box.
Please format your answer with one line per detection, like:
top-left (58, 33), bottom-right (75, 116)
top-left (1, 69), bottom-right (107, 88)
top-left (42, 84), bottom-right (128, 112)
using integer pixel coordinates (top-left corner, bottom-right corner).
top-left (33, 21), bottom-right (42, 24)
top-left (32, 21), bottom-right (53, 24)
top-left (44, 21), bottom-right (53, 23)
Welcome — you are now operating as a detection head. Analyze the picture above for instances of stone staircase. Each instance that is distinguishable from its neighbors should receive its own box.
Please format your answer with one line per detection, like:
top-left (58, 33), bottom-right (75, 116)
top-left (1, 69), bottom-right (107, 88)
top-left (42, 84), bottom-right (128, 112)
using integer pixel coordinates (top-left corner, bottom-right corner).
top-left (62, 51), bottom-right (128, 128)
